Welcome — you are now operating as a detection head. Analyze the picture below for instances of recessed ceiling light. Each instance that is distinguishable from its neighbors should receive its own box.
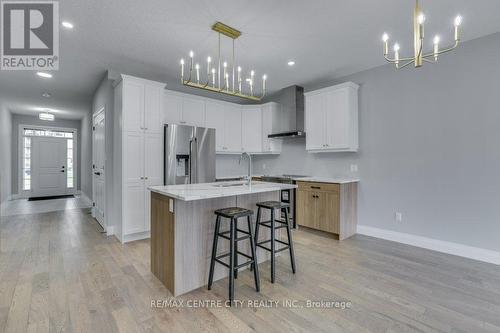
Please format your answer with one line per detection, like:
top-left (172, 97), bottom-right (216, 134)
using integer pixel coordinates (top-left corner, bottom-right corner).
top-left (39, 112), bottom-right (55, 121)
top-left (42, 92), bottom-right (51, 98)
top-left (36, 72), bottom-right (52, 78)
top-left (62, 21), bottom-right (74, 29)
top-left (287, 61), bottom-right (295, 66)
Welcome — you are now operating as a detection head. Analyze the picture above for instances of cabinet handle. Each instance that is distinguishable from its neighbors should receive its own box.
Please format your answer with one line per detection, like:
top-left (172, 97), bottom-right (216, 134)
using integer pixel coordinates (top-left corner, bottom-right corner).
top-left (140, 177), bottom-right (144, 180)
top-left (311, 186), bottom-right (321, 189)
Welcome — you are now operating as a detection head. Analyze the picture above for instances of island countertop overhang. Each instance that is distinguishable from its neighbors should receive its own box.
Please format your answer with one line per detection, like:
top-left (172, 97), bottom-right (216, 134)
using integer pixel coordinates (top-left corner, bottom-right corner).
top-left (148, 181), bottom-right (297, 201)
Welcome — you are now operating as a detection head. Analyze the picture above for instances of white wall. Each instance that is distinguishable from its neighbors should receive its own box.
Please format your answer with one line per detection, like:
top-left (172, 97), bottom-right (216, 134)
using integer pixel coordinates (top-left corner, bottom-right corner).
top-left (0, 103), bottom-right (12, 204)
top-left (254, 32), bottom-right (500, 252)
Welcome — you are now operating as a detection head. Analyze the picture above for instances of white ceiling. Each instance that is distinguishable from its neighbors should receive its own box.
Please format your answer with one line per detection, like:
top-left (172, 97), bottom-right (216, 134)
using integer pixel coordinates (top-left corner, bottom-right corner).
top-left (2, 0), bottom-right (500, 119)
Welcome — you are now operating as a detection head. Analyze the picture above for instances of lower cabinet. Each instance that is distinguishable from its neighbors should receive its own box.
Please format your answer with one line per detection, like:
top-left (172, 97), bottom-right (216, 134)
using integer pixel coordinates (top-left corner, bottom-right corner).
top-left (296, 181), bottom-right (357, 240)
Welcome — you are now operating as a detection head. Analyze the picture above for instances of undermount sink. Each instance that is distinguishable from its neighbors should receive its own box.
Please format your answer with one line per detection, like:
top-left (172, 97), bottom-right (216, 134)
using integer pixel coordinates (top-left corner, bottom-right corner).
top-left (213, 182), bottom-right (248, 188)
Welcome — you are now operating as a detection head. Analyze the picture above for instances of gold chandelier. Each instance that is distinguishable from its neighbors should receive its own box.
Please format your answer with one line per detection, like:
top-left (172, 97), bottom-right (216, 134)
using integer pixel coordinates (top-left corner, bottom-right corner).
top-left (180, 22), bottom-right (266, 101)
top-left (382, 0), bottom-right (463, 69)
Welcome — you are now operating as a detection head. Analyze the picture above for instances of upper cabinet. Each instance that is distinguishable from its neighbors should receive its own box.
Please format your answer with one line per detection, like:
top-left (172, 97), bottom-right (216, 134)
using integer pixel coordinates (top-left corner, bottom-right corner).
top-left (304, 82), bottom-right (359, 152)
top-left (163, 89), bottom-right (283, 155)
top-left (163, 91), bottom-right (205, 127)
top-left (241, 106), bottom-right (262, 153)
top-left (121, 75), bottom-right (164, 134)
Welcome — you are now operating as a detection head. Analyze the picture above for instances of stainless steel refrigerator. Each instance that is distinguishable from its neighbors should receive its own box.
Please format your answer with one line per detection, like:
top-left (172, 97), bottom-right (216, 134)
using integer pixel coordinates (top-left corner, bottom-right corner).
top-left (164, 124), bottom-right (216, 185)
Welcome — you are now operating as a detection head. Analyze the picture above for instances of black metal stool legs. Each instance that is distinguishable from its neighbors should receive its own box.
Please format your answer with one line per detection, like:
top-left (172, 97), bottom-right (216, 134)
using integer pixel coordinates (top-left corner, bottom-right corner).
top-left (254, 201), bottom-right (296, 283)
top-left (228, 218), bottom-right (235, 303)
top-left (208, 215), bottom-right (221, 290)
top-left (284, 207), bottom-right (296, 273)
top-left (209, 207), bottom-right (260, 306)
top-left (270, 209), bottom-right (276, 283)
top-left (247, 215), bottom-right (260, 292)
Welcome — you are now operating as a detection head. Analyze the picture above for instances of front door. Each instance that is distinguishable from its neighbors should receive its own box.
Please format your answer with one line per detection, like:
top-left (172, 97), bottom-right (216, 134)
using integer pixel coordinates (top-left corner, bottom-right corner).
top-left (31, 137), bottom-right (68, 197)
top-left (92, 110), bottom-right (106, 228)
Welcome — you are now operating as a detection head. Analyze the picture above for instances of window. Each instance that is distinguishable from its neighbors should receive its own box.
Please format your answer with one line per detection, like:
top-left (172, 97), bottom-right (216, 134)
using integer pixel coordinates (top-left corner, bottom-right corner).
top-left (23, 128), bottom-right (73, 138)
top-left (67, 139), bottom-right (74, 188)
top-left (23, 137), bottom-right (31, 190)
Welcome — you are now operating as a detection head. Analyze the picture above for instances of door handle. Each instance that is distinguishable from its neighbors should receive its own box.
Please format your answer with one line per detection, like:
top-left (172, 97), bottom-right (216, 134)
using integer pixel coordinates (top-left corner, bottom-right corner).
top-left (311, 186), bottom-right (321, 189)
top-left (94, 172), bottom-right (101, 176)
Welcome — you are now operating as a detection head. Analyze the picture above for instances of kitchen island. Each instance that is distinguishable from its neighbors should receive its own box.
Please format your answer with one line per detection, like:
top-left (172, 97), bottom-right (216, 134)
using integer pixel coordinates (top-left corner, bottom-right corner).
top-left (148, 181), bottom-right (297, 296)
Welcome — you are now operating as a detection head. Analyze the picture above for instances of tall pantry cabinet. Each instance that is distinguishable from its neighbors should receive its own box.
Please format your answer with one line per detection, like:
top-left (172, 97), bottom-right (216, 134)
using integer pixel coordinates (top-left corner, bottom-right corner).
top-left (114, 75), bottom-right (165, 243)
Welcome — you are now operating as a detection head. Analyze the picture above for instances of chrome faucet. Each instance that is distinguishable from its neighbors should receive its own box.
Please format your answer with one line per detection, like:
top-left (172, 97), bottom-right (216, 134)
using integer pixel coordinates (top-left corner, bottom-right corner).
top-left (239, 152), bottom-right (252, 186)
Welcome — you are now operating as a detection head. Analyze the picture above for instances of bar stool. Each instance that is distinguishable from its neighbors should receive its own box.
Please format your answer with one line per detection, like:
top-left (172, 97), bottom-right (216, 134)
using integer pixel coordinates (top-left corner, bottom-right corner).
top-left (254, 201), bottom-right (296, 283)
top-left (208, 207), bottom-right (260, 304)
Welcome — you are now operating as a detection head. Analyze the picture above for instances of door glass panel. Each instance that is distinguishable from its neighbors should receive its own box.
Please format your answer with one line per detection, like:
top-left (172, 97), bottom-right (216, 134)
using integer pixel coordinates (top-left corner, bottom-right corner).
top-left (23, 137), bottom-right (31, 190)
top-left (67, 139), bottom-right (74, 188)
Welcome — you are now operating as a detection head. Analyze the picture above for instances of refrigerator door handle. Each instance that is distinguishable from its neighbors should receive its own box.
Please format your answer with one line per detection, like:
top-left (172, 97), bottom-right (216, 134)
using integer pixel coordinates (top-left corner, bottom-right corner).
top-left (189, 139), bottom-right (193, 184)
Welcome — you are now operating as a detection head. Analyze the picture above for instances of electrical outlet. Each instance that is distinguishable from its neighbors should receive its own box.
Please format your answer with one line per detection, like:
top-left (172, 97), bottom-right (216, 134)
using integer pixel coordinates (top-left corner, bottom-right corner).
top-left (395, 212), bottom-right (403, 222)
top-left (350, 164), bottom-right (358, 172)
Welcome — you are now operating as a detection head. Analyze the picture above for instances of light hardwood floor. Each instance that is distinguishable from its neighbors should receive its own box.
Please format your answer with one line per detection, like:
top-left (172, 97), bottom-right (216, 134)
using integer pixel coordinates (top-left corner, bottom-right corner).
top-left (1, 208), bottom-right (500, 333)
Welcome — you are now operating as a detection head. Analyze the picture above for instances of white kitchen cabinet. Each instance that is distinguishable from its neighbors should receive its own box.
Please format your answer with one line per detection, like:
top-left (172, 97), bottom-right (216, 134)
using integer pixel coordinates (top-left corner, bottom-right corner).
top-left (114, 75), bottom-right (165, 243)
top-left (261, 102), bottom-right (282, 153)
top-left (122, 75), bottom-right (164, 134)
top-left (305, 82), bottom-right (359, 152)
top-left (241, 106), bottom-right (262, 153)
top-left (122, 80), bottom-right (144, 133)
top-left (144, 83), bottom-right (163, 133)
top-left (205, 100), bottom-right (226, 152)
top-left (163, 91), bottom-right (205, 127)
top-left (224, 104), bottom-right (243, 153)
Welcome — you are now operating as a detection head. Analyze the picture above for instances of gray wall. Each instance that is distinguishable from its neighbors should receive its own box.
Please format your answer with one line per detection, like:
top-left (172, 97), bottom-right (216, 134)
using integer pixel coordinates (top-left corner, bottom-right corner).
top-left (80, 111), bottom-right (93, 199)
top-left (10, 114), bottom-right (82, 195)
top-left (0, 105), bottom-right (12, 204)
top-left (254, 32), bottom-right (500, 252)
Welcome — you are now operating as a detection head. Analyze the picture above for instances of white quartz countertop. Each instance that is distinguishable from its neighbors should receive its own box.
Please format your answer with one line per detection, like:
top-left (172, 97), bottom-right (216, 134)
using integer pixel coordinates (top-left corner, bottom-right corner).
top-left (293, 176), bottom-right (360, 184)
top-left (149, 181), bottom-right (297, 201)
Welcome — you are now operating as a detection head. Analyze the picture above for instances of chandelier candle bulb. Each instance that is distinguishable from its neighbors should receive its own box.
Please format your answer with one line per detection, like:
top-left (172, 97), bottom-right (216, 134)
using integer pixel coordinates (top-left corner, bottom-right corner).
top-left (237, 66), bottom-right (242, 92)
top-left (207, 57), bottom-right (211, 76)
top-left (454, 15), bottom-right (462, 41)
top-left (382, 33), bottom-right (389, 55)
top-left (223, 62), bottom-right (227, 89)
top-left (262, 75), bottom-right (267, 95)
top-left (195, 64), bottom-right (200, 83)
top-left (394, 43), bottom-right (400, 65)
top-left (418, 13), bottom-right (425, 38)
top-left (225, 73), bottom-right (229, 91)
top-left (180, 59), bottom-right (185, 82)
top-left (211, 68), bottom-right (216, 87)
top-left (433, 35), bottom-right (440, 60)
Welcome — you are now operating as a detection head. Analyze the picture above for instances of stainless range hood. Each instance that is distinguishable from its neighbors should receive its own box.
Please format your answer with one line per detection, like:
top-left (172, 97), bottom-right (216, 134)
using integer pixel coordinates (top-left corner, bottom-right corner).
top-left (268, 85), bottom-right (305, 139)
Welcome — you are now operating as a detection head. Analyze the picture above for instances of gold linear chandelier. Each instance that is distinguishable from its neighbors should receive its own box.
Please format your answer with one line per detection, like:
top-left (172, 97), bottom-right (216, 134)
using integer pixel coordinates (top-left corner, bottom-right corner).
top-left (382, 0), bottom-right (463, 69)
top-left (180, 22), bottom-right (266, 101)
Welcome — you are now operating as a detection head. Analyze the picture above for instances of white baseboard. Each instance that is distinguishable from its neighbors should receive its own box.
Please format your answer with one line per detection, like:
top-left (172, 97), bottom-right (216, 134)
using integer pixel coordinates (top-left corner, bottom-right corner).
top-left (357, 225), bottom-right (500, 266)
top-left (122, 231), bottom-right (150, 244)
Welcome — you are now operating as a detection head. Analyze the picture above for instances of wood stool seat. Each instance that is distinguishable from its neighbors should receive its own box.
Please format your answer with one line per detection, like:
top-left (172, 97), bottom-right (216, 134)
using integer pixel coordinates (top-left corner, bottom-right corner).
top-left (214, 207), bottom-right (253, 219)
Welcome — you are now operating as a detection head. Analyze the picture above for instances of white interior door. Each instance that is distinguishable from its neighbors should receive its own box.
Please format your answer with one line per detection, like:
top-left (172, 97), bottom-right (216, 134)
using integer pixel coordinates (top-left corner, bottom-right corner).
top-left (31, 137), bottom-right (67, 197)
top-left (92, 110), bottom-right (106, 227)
